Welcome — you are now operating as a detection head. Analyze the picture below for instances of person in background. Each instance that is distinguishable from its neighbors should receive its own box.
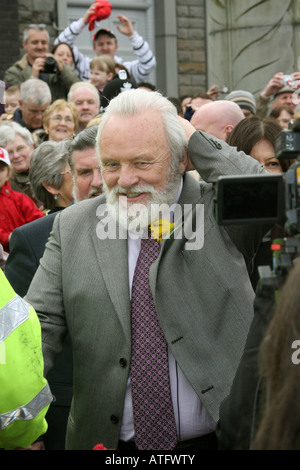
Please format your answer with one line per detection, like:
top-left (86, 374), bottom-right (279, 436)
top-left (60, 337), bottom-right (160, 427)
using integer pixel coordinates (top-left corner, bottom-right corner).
top-left (190, 100), bottom-right (245, 141)
top-left (0, 147), bottom-right (44, 252)
top-left (0, 121), bottom-right (41, 207)
top-left (32, 99), bottom-right (78, 146)
top-left (67, 82), bottom-right (100, 132)
top-left (12, 79), bottom-right (51, 133)
top-left (137, 82), bottom-right (156, 92)
top-left (52, 42), bottom-right (76, 70)
top-left (89, 55), bottom-right (116, 93)
top-left (180, 95), bottom-right (192, 116)
top-left (54, 5), bottom-right (156, 84)
top-left (29, 139), bottom-right (74, 214)
top-left (256, 71), bottom-right (300, 117)
top-left (0, 85), bottom-right (20, 121)
top-left (184, 92), bottom-right (213, 121)
top-left (4, 24), bottom-right (80, 101)
top-left (269, 104), bottom-right (294, 130)
top-left (225, 90), bottom-right (257, 117)
top-left (227, 115), bottom-right (288, 173)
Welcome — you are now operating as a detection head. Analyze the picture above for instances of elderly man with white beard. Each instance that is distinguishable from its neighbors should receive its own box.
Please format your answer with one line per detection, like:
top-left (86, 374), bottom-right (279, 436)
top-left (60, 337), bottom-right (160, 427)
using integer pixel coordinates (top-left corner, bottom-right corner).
top-left (25, 88), bottom-right (268, 451)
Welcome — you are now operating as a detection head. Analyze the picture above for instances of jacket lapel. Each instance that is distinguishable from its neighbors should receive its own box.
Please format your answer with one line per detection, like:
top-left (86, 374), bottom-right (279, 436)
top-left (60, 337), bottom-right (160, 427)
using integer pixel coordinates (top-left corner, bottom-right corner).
top-left (90, 217), bottom-right (131, 343)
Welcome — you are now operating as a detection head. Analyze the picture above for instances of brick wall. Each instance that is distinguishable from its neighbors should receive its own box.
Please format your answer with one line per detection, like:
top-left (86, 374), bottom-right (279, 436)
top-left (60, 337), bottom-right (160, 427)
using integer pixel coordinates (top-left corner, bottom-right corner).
top-left (176, 0), bottom-right (207, 98)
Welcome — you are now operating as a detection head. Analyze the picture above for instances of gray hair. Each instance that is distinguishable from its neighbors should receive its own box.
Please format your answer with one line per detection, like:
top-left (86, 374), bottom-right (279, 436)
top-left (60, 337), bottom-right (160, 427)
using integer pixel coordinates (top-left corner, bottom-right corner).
top-left (20, 78), bottom-right (51, 106)
top-left (68, 125), bottom-right (98, 172)
top-left (23, 24), bottom-right (49, 43)
top-left (29, 139), bottom-right (72, 210)
top-left (95, 89), bottom-right (187, 173)
top-left (67, 82), bottom-right (100, 108)
top-left (0, 121), bottom-right (34, 148)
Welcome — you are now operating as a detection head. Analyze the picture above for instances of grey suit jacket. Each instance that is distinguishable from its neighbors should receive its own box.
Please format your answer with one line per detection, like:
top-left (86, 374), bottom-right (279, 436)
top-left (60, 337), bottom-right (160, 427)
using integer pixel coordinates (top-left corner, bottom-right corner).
top-left (26, 130), bottom-right (267, 450)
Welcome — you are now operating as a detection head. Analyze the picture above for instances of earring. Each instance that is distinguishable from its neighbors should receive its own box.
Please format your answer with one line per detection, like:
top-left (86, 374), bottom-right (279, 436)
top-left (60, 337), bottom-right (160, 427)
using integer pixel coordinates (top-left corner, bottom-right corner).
top-left (53, 194), bottom-right (60, 201)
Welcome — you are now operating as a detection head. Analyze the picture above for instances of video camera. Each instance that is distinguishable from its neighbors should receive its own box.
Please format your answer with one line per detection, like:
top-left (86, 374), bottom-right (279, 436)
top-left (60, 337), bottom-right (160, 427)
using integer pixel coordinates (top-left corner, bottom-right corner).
top-left (216, 120), bottom-right (300, 290)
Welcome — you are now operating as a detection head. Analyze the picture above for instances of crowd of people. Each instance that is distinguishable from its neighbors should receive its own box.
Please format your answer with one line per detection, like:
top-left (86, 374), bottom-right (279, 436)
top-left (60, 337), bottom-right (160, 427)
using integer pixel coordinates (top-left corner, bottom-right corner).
top-left (1, 2), bottom-right (300, 452)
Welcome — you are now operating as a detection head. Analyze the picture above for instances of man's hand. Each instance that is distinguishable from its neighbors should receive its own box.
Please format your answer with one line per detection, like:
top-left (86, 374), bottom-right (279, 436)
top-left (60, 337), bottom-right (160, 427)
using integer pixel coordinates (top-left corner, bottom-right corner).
top-left (260, 72), bottom-right (286, 99)
top-left (116, 15), bottom-right (135, 37)
top-left (31, 57), bottom-right (46, 78)
top-left (177, 116), bottom-right (197, 170)
top-left (83, 4), bottom-right (97, 25)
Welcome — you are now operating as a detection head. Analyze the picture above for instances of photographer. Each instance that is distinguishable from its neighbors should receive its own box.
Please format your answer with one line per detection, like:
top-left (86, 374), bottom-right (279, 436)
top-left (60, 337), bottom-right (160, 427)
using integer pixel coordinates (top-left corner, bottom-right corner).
top-left (4, 24), bottom-right (80, 102)
top-left (256, 71), bottom-right (300, 118)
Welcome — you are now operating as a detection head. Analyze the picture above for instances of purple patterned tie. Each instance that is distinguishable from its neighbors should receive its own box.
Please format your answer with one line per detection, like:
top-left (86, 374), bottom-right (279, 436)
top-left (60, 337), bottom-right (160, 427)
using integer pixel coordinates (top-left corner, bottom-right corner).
top-left (130, 230), bottom-right (178, 450)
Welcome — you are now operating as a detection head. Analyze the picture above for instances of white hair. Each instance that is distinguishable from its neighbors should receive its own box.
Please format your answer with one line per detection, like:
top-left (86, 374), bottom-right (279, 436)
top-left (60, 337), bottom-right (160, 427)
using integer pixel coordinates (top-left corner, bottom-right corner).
top-left (20, 78), bottom-right (51, 106)
top-left (0, 121), bottom-right (33, 148)
top-left (96, 89), bottom-right (187, 173)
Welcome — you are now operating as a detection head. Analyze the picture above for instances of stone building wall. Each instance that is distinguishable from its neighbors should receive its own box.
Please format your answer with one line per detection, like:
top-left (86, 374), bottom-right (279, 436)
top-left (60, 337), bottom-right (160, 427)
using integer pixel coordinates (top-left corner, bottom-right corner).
top-left (176, 0), bottom-right (207, 98)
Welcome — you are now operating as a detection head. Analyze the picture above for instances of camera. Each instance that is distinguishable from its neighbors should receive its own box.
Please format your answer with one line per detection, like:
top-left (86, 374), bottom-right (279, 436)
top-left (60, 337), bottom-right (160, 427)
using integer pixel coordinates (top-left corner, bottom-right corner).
top-left (214, 86), bottom-right (229, 94)
top-left (216, 120), bottom-right (300, 289)
top-left (282, 74), bottom-right (295, 87)
top-left (43, 56), bottom-right (57, 74)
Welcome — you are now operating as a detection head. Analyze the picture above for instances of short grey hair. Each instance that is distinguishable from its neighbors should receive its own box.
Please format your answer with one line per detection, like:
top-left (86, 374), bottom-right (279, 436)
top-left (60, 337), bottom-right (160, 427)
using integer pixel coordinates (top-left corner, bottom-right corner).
top-left (0, 121), bottom-right (34, 148)
top-left (20, 78), bottom-right (52, 106)
top-left (68, 125), bottom-right (98, 172)
top-left (67, 82), bottom-right (100, 108)
top-left (95, 89), bottom-right (187, 173)
top-left (29, 139), bottom-right (72, 210)
top-left (23, 24), bottom-right (49, 43)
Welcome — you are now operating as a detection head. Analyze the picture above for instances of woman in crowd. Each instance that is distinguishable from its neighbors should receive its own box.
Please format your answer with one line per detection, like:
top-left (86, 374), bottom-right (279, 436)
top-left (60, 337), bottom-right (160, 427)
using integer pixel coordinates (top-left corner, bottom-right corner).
top-left (32, 99), bottom-right (78, 146)
top-left (52, 42), bottom-right (82, 79)
top-left (0, 121), bottom-right (41, 207)
top-left (29, 139), bottom-right (74, 214)
top-left (227, 115), bottom-right (287, 172)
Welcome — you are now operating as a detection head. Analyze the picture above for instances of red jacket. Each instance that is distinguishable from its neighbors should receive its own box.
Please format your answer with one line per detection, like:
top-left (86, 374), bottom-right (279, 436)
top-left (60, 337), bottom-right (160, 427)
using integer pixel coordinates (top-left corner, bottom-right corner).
top-left (0, 181), bottom-right (44, 251)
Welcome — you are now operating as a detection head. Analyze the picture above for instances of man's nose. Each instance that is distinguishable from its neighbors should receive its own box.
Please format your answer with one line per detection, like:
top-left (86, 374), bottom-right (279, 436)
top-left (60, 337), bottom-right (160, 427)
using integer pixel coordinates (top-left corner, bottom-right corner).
top-left (118, 166), bottom-right (139, 188)
top-left (91, 168), bottom-right (103, 188)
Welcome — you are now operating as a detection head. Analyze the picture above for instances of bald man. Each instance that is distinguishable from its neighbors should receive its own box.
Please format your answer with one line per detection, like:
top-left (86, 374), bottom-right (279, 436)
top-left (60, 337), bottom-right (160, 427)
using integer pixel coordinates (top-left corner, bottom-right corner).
top-left (190, 100), bottom-right (245, 141)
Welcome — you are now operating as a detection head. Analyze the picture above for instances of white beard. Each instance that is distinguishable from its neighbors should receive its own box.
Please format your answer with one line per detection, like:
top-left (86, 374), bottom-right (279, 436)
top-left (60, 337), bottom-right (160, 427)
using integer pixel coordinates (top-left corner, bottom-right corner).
top-left (102, 173), bottom-right (181, 234)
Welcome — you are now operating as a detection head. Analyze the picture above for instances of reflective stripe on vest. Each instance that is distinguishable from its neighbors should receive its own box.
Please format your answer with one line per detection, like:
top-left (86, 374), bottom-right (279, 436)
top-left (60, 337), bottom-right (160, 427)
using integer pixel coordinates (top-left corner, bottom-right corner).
top-left (0, 383), bottom-right (52, 430)
top-left (0, 295), bottom-right (30, 343)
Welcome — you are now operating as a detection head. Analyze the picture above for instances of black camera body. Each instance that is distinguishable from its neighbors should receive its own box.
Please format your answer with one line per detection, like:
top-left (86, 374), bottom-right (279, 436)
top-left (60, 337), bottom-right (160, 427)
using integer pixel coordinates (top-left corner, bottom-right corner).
top-left (43, 56), bottom-right (57, 74)
top-left (216, 121), bottom-right (300, 289)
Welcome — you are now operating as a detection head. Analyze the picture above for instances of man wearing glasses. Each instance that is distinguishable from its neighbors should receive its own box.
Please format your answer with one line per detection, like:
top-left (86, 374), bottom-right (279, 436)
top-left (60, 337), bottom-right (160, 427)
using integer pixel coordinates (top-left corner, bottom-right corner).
top-left (4, 24), bottom-right (79, 102)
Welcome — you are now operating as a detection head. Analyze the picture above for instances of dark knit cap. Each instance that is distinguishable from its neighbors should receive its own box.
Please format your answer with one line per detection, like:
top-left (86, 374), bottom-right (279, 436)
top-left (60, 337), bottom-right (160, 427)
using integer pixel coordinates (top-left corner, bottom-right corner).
top-left (225, 90), bottom-right (256, 115)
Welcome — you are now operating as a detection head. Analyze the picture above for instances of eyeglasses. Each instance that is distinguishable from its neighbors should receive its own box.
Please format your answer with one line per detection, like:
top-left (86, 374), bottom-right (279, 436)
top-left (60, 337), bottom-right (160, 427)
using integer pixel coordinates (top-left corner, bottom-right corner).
top-left (50, 115), bottom-right (74, 123)
top-left (60, 170), bottom-right (72, 175)
top-left (29, 23), bottom-right (46, 29)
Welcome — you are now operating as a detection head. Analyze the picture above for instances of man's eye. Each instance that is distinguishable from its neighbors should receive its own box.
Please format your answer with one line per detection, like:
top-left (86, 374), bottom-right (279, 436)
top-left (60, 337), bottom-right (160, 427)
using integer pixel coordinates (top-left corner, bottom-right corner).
top-left (136, 162), bottom-right (150, 168)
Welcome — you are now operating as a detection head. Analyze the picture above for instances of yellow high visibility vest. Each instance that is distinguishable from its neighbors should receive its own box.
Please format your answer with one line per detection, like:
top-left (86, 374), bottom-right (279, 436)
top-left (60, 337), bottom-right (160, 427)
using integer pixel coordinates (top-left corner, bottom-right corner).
top-left (0, 270), bottom-right (53, 450)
